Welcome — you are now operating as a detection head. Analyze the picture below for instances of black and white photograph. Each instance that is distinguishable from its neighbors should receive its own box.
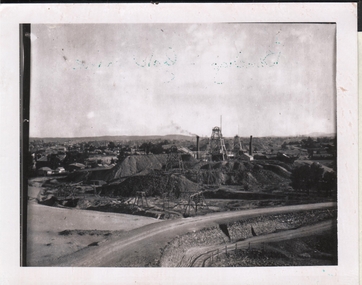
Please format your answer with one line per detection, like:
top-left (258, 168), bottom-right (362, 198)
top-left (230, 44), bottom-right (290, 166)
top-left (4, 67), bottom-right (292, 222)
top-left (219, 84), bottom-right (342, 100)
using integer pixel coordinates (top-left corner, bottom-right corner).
top-left (0, 3), bottom-right (359, 285)
top-left (24, 22), bottom-right (339, 267)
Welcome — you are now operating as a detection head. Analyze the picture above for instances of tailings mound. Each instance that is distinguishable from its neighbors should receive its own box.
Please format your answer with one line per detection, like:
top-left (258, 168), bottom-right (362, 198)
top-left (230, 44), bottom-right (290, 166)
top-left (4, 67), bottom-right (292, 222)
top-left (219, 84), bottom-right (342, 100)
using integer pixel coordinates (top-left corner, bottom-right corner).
top-left (103, 154), bottom-right (168, 181)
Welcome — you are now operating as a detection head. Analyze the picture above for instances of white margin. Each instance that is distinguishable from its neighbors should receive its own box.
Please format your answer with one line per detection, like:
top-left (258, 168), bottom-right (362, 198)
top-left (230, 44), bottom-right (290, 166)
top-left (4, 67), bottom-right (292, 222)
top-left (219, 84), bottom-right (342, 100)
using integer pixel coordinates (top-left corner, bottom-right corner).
top-left (0, 3), bottom-right (358, 285)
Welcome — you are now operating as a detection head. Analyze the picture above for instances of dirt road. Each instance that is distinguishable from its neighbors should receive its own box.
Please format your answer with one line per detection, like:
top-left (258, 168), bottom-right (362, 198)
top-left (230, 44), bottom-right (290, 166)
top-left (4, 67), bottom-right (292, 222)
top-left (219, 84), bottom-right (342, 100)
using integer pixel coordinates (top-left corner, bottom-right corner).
top-left (51, 202), bottom-right (336, 267)
top-left (180, 219), bottom-right (336, 267)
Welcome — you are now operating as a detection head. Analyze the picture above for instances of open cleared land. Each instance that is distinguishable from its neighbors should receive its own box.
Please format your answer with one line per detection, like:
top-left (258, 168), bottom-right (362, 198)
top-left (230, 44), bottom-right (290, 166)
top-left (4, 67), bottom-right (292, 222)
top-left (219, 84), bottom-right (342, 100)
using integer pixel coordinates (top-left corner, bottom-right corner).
top-left (27, 181), bottom-right (160, 266)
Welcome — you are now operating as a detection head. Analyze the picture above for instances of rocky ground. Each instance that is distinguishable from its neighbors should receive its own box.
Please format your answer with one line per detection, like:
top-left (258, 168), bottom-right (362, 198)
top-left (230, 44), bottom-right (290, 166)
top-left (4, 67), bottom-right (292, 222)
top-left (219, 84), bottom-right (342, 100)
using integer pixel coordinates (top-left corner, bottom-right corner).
top-left (159, 209), bottom-right (337, 267)
top-left (210, 231), bottom-right (337, 267)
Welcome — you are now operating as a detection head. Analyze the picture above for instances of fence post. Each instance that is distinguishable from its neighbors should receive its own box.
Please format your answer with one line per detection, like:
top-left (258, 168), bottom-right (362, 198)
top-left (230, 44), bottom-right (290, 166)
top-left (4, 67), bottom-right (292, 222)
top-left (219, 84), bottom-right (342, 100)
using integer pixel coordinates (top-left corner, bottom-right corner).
top-left (225, 245), bottom-right (228, 255)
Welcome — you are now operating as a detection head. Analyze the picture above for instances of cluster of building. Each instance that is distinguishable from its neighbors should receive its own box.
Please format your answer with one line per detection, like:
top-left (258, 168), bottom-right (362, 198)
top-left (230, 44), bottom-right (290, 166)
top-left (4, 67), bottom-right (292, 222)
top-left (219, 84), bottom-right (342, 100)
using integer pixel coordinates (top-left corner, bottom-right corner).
top-left (28, 128), bottom-right (336, 178)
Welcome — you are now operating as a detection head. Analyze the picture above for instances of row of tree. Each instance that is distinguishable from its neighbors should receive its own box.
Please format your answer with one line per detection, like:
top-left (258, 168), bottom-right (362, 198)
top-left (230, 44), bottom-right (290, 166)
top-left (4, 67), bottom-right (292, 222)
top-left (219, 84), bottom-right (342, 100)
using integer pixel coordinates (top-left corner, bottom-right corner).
top-left (290, 162), bottom-right (336, 196)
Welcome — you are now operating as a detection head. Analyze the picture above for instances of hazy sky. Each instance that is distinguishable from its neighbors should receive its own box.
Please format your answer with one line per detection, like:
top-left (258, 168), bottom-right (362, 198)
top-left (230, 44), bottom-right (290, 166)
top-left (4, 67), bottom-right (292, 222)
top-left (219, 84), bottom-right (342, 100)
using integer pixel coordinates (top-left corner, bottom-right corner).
top-left (30, 23), bottom-right (336, 138)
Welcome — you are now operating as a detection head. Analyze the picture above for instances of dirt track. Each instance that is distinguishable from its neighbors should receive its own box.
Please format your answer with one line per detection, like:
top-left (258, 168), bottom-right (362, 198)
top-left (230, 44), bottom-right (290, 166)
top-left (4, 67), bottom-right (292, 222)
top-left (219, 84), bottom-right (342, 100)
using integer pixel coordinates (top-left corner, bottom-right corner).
top-left (26, 195), bottom-right (160, 266)
top-left (50, 202), bottom-right (336, 267)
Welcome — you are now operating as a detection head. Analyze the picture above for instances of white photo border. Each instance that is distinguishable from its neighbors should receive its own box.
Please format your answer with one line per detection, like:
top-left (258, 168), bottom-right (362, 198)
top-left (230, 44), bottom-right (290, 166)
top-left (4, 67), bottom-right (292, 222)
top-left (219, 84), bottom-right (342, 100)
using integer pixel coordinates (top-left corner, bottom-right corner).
top-left (0, 3), bottom-right (358, 285)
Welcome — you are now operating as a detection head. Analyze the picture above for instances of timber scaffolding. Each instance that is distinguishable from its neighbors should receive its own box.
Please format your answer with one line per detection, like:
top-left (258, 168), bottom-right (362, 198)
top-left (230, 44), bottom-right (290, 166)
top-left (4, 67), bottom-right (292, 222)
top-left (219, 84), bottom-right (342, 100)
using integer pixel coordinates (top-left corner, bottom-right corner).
top-left (120, 169), bottom-right (209, 216)
top-left (160, 146), bottom-right (211, 215)
top-left (207, 126), bottom-right (254, 161)
top-left (182, 191), bottom-right (208, 216)
top-left (163, 144), bottom-right (229, 215)
top-left (165, 145), bottom-right (185, 173)
top-left (100, 169), bottom-right (197, 216)
top-left (98, 146), bottom-right (228, 216)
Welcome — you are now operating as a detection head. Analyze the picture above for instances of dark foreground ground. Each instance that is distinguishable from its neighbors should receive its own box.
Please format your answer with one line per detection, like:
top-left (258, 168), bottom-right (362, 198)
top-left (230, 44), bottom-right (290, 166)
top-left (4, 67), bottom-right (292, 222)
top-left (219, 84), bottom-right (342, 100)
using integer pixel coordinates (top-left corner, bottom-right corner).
top-left (210, 231), bottom-right (337, 267)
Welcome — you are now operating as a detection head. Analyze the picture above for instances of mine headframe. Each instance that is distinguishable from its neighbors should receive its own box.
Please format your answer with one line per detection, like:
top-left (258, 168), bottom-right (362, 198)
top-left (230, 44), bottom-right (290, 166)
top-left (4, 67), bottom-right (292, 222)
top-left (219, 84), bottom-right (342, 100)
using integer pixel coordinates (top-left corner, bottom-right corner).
top-left (165, 145), bottom-right (184, 172)
top-left (209, 126), bottom-right (228, 161)
top-left (233, 135), bottom-right (243, 156)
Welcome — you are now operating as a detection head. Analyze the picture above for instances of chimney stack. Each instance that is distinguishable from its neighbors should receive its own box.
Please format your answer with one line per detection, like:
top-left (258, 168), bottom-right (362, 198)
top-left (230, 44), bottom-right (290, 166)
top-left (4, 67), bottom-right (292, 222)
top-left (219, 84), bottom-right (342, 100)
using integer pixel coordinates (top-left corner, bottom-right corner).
top-left (249, 135), bottom-right (253, 155)
top-left (196, 135), bottom-right (200, 159)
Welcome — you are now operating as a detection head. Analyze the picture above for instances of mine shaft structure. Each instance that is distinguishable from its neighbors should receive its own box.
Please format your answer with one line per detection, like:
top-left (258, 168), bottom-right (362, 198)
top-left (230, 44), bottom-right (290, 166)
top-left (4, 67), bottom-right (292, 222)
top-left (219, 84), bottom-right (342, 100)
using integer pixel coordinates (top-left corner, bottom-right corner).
top-left (209, 126), bottom-right (228, 161)
top-left (160, 145), bottom-right (185, 209)
top-left (233, 135), bottom-right (242, 157)
top-left (159, 173), bottom-right (179, 211)
top-left (165, 145), bottom-right (184, 173)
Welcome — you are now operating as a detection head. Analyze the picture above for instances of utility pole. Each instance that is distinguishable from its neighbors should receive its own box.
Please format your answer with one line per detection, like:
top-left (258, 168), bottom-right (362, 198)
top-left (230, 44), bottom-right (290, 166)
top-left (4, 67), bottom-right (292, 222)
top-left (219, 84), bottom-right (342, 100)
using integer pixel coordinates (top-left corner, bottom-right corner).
top-left (220, 115), bottom-right (222, 134)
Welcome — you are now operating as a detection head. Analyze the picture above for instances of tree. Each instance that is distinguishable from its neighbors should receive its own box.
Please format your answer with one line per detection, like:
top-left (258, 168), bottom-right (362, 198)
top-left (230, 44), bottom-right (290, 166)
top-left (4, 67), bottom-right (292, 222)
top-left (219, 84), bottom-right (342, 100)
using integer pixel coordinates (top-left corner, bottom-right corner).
top-left (309, 162), bottom-right (324, 186)
top-left (49, 153), bottom-right (61, 169)
top-left (321, 171), bottom-right (337, 197)
top-left (281, 142), bottom-right (288, 150)
top-left (152, 143), bottom-right (165, 154)
top-left (291, 164), bottom-right (310, 194)
top-left (291, 163), bottom-right (324, 195)
top-left (108, 141), bottom-right (116, 150)
top-left (117, 149), bottom-right (127, 163)
top-left (140, 142), bottom-right (151, 154)
top-left (306, 137), bottom-right (315, 148)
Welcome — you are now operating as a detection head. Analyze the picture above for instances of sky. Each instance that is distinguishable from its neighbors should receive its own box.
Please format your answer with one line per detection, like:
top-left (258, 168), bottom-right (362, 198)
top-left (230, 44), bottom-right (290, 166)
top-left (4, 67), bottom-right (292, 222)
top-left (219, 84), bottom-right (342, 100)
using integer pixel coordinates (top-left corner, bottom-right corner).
top-left (30, 23), bottom-right (336, 138)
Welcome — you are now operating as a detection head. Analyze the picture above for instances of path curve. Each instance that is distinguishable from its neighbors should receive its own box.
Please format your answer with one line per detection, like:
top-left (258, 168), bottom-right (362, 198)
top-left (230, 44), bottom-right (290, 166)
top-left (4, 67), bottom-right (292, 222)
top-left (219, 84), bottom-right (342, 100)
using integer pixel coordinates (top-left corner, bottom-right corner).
top-left (51, 202), bottom-right (336, 267)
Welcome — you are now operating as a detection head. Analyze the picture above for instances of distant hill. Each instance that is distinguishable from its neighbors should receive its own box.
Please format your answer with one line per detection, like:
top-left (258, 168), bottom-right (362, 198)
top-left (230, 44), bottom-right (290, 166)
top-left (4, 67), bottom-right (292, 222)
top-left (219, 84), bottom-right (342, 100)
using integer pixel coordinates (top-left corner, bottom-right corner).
top-left (30, 134), bottom-right (194, 143)
top-left (306, 132), bottom-right (336, 137)
top-left (30, 132), bottom-right (336, 143)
